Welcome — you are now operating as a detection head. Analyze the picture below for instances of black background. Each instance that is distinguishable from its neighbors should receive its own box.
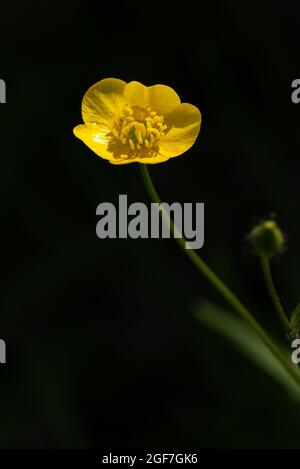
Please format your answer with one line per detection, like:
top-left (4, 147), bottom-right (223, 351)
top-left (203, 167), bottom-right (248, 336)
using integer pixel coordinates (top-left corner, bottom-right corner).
top-left (1, 0), bottom-right (300, 448)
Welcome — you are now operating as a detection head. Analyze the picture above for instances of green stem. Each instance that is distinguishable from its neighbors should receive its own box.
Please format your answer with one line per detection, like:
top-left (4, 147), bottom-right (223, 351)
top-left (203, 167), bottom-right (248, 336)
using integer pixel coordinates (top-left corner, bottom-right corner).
top-left (139, 164), bottom-right (300, 387)
top-left (260, 255), bottom-right (290, 334)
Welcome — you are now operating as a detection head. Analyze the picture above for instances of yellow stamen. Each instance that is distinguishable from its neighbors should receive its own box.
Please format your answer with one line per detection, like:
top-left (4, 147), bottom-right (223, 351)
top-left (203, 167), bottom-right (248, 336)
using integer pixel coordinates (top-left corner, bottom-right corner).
top-left (112, 104), bottom-right (167, 152)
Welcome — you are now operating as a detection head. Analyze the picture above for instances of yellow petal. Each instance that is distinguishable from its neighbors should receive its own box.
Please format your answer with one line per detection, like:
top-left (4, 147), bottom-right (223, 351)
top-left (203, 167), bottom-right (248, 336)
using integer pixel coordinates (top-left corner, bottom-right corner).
top-left (73, 124), bottom-right (168, 165)
top-left (109, 154), bottom-right (170, 165)
top-left (148, 84), bottom-right (181, 116)
top-left (73, 124), bottom-right (116, 161)
top-left (124, 81), bottom-right (181, 117)
top-left (158, 103), bottom-right (201, 158)
top-left (124, 81), bottom-right (149, 108)
top-left (82, 78), bottom-right (127, 128)
top-left (73, 124), bottom-right (170, 165)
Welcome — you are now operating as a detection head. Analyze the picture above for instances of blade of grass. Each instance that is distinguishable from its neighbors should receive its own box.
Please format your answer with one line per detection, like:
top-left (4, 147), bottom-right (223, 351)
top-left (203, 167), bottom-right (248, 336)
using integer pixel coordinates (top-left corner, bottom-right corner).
top-left (193, 300), bottom-right (300, 401)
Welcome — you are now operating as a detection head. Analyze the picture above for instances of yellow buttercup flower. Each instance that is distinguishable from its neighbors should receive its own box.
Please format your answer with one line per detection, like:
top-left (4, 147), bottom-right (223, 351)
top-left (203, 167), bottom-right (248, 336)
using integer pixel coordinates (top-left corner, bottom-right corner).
top-left (73, 78), bottom-right (201, 165)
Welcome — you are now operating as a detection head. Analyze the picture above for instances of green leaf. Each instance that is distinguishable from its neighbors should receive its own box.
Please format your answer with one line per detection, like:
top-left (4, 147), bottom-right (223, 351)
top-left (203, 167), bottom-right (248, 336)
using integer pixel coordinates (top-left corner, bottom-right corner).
top-left (193, 300), bottom-right (300, 402)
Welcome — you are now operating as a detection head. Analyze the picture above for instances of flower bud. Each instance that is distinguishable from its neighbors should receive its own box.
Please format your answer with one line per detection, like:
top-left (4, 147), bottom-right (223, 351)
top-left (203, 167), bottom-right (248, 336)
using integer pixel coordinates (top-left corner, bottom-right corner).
top-left (250, 220), bottom-right (284, 257)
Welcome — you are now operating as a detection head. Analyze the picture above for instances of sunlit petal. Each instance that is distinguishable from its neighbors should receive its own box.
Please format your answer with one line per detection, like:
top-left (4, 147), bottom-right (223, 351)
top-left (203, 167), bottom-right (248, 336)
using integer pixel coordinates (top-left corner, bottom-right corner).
top-left (124, 81), bottom-right (149, 108)
top-left (82, 78), bottom-right (127, 128)
top-left (148, 84), bottom-right (181, 116)
top-left (158, 103), bottom-right (201, 158)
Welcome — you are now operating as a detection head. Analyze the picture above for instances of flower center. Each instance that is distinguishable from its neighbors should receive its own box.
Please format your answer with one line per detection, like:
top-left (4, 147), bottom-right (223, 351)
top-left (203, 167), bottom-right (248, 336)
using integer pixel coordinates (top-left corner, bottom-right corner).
top-left (112, 105), bottom-right (167, 151)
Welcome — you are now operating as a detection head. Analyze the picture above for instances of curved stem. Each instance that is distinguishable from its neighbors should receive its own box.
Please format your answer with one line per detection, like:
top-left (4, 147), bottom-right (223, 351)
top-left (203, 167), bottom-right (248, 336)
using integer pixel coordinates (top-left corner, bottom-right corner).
top-left (139, 164), bottom-right (300, 387)
top-left (260, 255), bottom-right (290, 334)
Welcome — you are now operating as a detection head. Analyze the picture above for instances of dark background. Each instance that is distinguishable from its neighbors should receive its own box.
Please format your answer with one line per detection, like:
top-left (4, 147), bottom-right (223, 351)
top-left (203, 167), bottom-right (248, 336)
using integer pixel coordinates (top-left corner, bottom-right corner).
top-left (1, 0), bottom-right (300, 448)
